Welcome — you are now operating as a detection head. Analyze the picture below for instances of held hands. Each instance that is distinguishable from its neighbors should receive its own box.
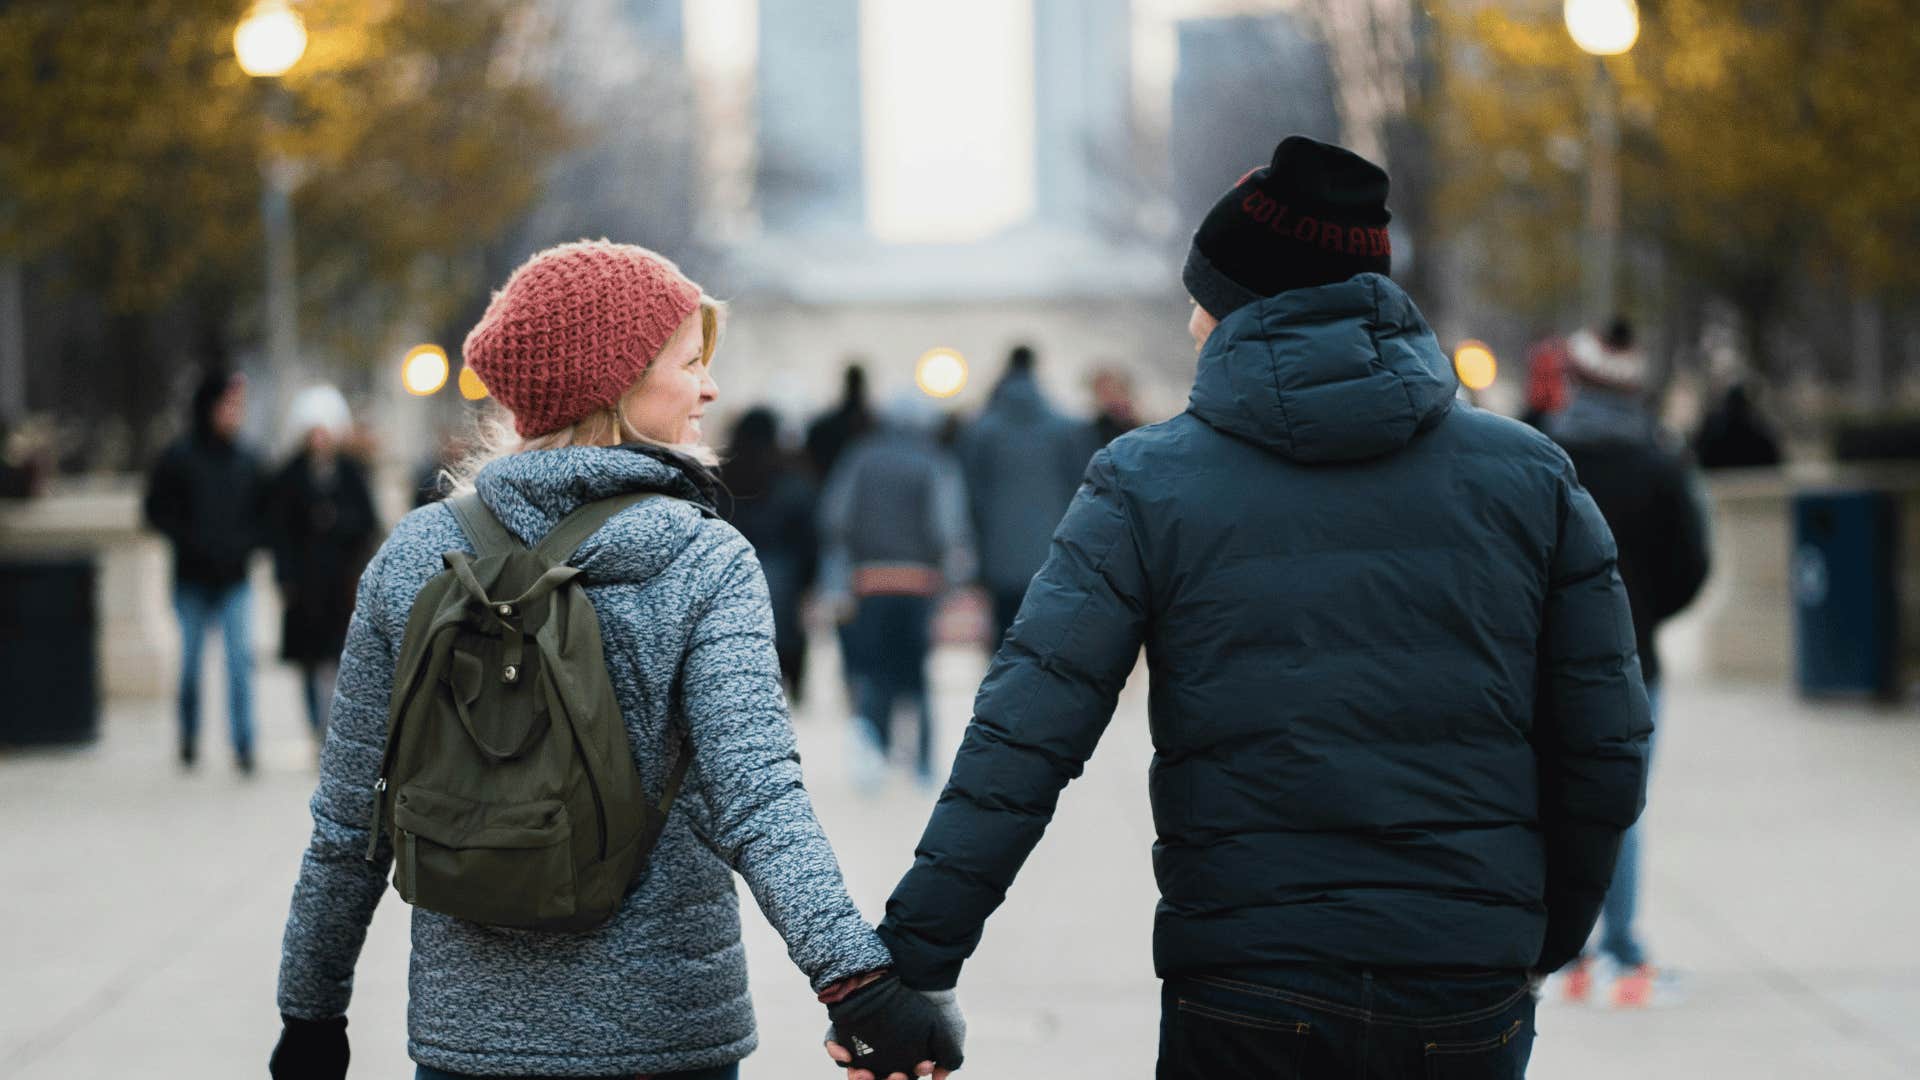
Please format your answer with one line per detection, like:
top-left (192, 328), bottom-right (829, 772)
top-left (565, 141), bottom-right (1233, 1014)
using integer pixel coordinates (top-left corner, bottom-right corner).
top-left (824, 976), bottom-right (965, 1080)
top-left (269, 1014), bottom-right (349, 1080)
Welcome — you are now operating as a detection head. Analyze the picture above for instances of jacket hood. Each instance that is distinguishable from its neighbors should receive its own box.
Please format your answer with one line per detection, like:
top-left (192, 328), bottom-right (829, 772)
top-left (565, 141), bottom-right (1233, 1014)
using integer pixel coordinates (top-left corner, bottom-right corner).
top-left (473, 444), bottom-right (717, 584)
top-left (1187, 273), bottom-right (1457, 464)
top-left (984, 370), bottom-right (1055, 420)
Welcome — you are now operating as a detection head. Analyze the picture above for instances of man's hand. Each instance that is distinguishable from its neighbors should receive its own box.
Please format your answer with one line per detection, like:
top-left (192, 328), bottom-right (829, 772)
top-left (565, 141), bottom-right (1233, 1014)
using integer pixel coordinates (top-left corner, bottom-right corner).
top-left (269, 1014), bottom-right (348, 1080)
top-left (823, 977), bottom-right (964, 1079)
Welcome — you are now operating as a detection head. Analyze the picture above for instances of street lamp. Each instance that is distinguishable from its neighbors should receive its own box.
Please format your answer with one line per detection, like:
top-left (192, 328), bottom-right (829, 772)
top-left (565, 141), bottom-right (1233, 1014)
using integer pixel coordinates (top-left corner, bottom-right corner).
top-left (235, 1), bottom-right (308, 420)
top-left (1565, 0), bottom-right (1636, 322)
top-left (1564, 0), bottom-right (1639, 57)
top-left (234, 1), bottom-right (308, 77)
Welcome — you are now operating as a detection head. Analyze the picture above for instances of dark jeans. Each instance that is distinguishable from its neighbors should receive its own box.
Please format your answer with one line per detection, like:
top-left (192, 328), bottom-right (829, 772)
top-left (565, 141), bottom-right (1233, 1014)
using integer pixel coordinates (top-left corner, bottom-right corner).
top-left (847, 594), bottom-right (936, 779)
top-left (415, 1063), bottom-right (738, 1080)
top-left (1159, 969), bottom-right (1534, 1079)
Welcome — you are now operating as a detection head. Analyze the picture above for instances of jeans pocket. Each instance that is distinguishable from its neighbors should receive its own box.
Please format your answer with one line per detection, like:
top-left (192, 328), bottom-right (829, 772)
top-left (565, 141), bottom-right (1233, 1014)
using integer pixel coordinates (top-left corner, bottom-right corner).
top-left (1161, 995), bottom-right (1310, 1079)
top-left (1422, 1016), bottom-right (1531, 1080)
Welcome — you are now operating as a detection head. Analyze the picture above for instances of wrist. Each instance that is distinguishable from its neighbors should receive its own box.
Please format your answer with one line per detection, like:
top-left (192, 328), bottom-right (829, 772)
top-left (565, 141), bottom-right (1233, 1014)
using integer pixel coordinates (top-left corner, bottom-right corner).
top-left (816, 968), bottom-right (887, 1005)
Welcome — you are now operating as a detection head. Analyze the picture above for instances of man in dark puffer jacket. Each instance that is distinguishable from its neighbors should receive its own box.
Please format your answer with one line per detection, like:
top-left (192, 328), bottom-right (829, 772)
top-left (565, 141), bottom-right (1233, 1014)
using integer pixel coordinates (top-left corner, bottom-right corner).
top-left (865, 138), bottom-right (1652, 1079)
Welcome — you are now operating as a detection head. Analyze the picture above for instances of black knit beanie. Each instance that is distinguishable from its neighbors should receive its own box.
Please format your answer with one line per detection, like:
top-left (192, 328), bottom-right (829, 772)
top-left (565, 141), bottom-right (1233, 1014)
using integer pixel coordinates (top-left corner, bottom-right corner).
top-left (1182, 135), bottom-right (1393, 320)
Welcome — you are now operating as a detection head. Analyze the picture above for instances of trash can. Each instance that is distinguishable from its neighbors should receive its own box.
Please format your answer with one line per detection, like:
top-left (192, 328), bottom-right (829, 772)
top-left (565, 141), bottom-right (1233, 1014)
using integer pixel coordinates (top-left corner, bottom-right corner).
top-left (0, 558), bottom-right (99, 745)
top-left (1791, 490), bottom-right (1899, 699)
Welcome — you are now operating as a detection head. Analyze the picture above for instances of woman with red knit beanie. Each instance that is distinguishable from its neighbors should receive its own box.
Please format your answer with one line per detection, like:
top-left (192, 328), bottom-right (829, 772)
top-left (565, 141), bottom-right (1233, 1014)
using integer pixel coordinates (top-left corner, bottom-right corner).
top-left (272, 241), bottom-right (962, 1080)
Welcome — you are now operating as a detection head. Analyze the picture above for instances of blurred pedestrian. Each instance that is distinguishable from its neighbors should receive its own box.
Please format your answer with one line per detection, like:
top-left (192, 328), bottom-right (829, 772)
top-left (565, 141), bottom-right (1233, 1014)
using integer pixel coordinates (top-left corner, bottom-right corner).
top-left (719, 407), bottom-right (819, 704)
top-left (143, 369), bottom-right (268, 773)
top-left (1088, 365), bottom-right (1141, 447)
top-left (1546, 318), bottom-right (1711, 1008)
top-left (818, 392), bottom-right (975, 791)
top-left (805, 361), bottom-right (874, 480)
top-left (268, 386), bottom-right (379, 744)
top-left (957, 344), bottom-right (1088, 652)
top-left (272, 241), bottom-right (955, 1080)
top-left (844, 136), bottom-right (1651, 1080)
top-left (1694, 381), bottom-right (1783, 469)
top-left (412, 427), bottom-right (465, 508)
top-left (1522, 335), bottom-right (1572, 429)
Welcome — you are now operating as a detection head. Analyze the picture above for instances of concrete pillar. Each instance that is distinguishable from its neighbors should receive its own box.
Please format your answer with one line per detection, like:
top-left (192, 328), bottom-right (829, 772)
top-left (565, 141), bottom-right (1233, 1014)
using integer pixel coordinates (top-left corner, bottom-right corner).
top-left (1033, 0), bottom-right (1132, 230)
top-left (756, 0), bottom-right (865, 234)
top-left (0, 258), bottom-right (24, 422)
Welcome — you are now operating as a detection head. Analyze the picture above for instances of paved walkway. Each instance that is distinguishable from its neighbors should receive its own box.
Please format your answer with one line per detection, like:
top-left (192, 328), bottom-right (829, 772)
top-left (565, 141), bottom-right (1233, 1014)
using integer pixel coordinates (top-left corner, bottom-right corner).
top-left (3, 635), bottom-right (1918, 1078)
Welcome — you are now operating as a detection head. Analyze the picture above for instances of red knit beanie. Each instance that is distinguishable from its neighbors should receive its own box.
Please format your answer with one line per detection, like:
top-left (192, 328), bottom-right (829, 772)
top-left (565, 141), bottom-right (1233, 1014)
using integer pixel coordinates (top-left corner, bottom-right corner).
top-left (462, 240), bottom-right (702, 438)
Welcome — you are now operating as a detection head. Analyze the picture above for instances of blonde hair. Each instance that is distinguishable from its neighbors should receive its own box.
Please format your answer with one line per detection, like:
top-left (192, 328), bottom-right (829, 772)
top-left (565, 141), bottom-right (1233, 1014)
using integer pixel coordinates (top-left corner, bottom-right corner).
top-left (443, 298), bottom-right (725, 496)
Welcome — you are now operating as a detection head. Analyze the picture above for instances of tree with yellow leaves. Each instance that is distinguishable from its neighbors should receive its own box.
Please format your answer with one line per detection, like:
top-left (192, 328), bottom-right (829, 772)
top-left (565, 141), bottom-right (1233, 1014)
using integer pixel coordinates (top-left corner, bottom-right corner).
top-left (0, 0), bottom-right (569, 381)
top-left (1428, 0), bottom-right (1919, 379)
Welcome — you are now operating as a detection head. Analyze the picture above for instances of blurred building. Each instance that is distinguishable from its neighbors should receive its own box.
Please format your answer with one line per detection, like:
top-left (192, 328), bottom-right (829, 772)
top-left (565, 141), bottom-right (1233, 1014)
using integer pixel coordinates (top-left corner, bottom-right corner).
top-left (719, 0), bottom-right (1189, 430)
top-left (756, 0), bottom-right (867, 235)
top-left (513, 0), bottom-right (698, 258)
top-left (1171, 14), bottom-right (1341, 233)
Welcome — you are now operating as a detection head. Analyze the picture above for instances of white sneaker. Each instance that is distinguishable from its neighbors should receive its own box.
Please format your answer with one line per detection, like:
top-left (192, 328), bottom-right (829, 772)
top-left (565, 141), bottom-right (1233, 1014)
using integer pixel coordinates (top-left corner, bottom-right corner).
top-left (848, 719), bottom-right (889, 792)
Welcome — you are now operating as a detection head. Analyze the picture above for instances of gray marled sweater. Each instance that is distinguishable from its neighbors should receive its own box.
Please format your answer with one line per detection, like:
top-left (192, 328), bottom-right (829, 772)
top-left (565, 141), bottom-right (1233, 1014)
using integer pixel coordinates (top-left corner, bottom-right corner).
top-left (277, 446), bottom-right (891, 1075)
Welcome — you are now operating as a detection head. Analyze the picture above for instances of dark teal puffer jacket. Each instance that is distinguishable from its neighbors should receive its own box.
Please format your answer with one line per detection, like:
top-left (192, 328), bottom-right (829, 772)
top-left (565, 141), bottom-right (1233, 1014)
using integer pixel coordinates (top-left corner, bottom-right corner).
top-left (878, 274), bottom-right (1651, 986)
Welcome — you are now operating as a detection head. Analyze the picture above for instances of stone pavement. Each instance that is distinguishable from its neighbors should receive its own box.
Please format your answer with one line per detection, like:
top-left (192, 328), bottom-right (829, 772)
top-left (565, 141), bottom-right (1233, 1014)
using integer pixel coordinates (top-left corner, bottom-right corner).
top-left (3, 635), bottom-right (1918, 1079)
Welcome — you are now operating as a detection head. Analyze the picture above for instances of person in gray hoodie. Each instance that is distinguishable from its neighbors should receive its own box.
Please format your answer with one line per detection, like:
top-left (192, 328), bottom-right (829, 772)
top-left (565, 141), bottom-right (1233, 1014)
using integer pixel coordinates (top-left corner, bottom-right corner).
top-left (817, 393), bottom-right (975, 790)
top-left (271, 241), bottom-right (961, 1080)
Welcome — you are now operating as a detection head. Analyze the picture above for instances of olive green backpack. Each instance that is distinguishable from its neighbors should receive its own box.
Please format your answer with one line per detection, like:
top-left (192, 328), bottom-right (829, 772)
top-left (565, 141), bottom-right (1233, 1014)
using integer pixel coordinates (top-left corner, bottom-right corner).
top-left (363, 492), bottom-right (689, 932)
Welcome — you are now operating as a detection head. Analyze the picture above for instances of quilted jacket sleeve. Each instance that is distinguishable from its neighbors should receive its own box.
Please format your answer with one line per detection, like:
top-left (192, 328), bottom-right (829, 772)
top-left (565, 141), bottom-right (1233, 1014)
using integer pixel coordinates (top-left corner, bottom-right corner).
top-left (277, 539), bottom-right (400, 1019)
top-left (1532, 461), bottom-right (1654, 972)
top-left (877, 449), bottom-right (1150, 990)
top-left (679, 540), bottom-right (892, 991)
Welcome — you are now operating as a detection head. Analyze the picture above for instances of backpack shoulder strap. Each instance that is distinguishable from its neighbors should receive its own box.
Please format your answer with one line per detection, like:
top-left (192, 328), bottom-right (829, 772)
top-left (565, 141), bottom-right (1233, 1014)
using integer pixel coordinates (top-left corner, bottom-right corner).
top-left (448, 492), bottom-right (524, 558)
top-left (534, 492), bottom-right (663, 566)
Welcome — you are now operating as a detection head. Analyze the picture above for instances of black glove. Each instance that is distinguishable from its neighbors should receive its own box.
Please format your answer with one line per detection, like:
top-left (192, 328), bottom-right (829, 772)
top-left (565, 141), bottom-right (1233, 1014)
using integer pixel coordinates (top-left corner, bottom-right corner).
top-left (826, 975), bottom-right (963, 1076)
top-left (269, 1013), bottom-right (349, 1080)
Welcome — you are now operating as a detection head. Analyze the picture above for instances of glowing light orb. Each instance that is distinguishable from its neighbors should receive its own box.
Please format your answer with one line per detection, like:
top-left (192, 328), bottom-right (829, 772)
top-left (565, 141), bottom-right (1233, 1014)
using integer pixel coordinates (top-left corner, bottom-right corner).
top-left (402, 344), bottom-right (450, 397)
top-left (1454, 340), bottom-right (1499, 392)
top-left (1564, 0), bottom-right (1639, 56)
top-left (915, 348), bottom-right (969, 399)
top-left (458, 366), bottom-right (489, 401)
top-left (234, 1), bottom-right (308, 78)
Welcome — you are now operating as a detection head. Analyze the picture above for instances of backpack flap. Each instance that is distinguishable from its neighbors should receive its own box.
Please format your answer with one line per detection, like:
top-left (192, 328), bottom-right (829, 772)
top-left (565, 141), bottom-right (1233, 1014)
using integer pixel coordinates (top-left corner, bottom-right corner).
top-left (446, 645), bottom-right (549, 763)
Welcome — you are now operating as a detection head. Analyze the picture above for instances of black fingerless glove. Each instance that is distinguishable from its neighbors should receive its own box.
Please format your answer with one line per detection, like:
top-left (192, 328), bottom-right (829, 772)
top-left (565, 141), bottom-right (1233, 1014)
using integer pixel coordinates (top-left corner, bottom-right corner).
top-left (269, 1013), bottom-right (349, 1080)
top-left (826, 975), bottom-right (951, 1077)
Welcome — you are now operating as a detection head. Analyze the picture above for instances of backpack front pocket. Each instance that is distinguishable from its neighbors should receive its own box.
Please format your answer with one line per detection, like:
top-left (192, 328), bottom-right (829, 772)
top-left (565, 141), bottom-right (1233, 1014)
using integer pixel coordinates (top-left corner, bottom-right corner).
top-left (392, 785), bottom-right (576, 927)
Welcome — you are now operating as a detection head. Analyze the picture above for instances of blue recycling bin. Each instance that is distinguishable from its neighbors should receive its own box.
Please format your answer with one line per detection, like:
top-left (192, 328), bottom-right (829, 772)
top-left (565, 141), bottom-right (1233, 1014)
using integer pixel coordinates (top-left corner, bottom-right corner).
top-left (1791, 490), bottom-right (1899, 698)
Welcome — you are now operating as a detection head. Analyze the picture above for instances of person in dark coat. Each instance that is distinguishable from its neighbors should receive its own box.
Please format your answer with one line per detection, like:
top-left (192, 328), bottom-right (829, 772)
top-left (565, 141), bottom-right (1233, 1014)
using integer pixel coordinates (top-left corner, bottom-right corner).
top-left (957, 345), bottom-right (1089, 651)
top-left (1694, 381), bottom-right (1783, 469)
top-left (719, 407), bottom-right (819, 703)
top-left (144, 369), bottom-right (270, 771)
top-left (1545, 320), bottom-right (1711, 1007)
top-left (805, 362), bottom-right (874, 481)
top-left (843, 137), bottom-right (1652, 1080)
top-left (269, 386), bottom-right (380, 742)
